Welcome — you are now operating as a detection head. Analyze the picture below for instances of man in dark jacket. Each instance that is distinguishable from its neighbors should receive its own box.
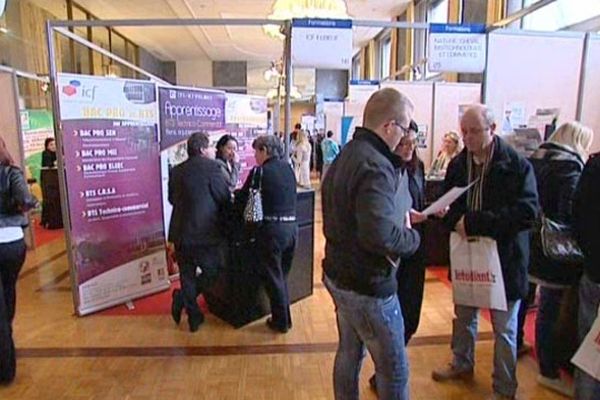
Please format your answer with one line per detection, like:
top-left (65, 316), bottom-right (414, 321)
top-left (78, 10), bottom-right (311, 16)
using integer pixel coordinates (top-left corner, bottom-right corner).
top-left (573, 152), bottom-right (600, 400)
top-left (322, 87), bottom-right (421, 400)
top-left (169, 132), bottom-right (231, 332)
top-left (431, 105), bottom-right (538, 400)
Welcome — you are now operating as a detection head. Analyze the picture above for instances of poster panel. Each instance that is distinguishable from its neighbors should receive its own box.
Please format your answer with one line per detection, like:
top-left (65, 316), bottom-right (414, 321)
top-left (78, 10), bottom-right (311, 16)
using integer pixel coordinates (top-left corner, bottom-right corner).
top-left (157, 86), bottom-right (227, 239)
top-left (58, 73), bottom-right (168, 315)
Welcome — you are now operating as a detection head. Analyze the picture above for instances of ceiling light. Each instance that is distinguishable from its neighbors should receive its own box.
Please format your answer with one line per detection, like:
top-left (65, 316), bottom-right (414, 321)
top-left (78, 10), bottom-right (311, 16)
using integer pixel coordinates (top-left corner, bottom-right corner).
top-left (264, 0), bottom-right (350, 39)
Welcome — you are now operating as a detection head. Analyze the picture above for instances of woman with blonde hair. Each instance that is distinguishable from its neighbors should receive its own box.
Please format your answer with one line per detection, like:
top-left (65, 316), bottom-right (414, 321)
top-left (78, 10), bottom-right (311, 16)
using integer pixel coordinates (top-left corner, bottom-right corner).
top-left (292, 130), bottom-right (311, 188)
top-left (528, 121), bottom-right (594, 397)
top-left (429, 131), bottom-right (462, 177)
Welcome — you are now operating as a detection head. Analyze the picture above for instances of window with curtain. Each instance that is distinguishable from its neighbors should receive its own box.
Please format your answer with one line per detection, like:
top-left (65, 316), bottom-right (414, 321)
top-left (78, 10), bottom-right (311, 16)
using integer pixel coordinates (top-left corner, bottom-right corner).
top-left (523, 0), bottom-right (600, 31)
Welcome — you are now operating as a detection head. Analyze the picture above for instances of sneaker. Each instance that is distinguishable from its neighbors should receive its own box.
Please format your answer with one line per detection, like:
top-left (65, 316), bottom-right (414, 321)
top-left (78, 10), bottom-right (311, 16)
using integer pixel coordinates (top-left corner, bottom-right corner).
top-left (537, 375), bottom-right (574, 397)
top-left (517, 343), bottom-right (532, 358)
top-left (431, 363), bottom-right (474, 382)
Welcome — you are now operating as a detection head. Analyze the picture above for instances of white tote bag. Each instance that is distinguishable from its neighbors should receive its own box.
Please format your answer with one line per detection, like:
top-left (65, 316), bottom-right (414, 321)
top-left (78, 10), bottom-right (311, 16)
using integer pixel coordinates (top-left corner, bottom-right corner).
top-left (572, 305), bottom-right (600, 380)
top-left (450, 233), bottom-right (508, 311)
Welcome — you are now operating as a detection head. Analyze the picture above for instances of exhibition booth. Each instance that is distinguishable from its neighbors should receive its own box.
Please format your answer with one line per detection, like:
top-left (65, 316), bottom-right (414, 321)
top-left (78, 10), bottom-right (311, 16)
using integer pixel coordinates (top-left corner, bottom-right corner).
top-left (2, 16), bottom-right (599, 323)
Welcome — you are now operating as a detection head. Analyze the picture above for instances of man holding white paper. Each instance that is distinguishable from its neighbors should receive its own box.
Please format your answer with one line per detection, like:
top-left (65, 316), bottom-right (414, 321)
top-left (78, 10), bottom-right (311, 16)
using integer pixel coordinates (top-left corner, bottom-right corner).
top-left (431, 105), bottom-right (538, 400)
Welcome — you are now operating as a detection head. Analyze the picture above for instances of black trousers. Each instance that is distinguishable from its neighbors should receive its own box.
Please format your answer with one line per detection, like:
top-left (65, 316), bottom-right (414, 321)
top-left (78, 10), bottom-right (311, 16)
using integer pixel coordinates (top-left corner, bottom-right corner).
top-left (255, 222), bottom-right (297, 329)
top-left (0, 239), bottom-right (26, 384)
top-left (396, 253), bottom-right (426, 345)
top-left (176, 245), bottom-right (223, 320)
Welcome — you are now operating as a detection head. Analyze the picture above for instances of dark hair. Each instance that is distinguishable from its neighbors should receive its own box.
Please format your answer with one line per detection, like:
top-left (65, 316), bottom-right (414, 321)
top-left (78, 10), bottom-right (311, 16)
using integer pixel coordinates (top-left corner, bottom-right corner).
top-left (187, 132), bottom-right (209, 157)
top-left (252, 135), bottom-right (284, 159)
top-left (399, 133), bottom-right (421, 174)
top-left (294, 123), bottom-right (302, 130)
top-left (409, 120), bottom-right (419, 133)
top-left (215, 134), bottom-right (238, 161)
top-left (326, 130), bottom-right (334, 138)
top-left (0, 137), bottom-right (15, 166)
top-left (44, 138), bottom-right (55, 151)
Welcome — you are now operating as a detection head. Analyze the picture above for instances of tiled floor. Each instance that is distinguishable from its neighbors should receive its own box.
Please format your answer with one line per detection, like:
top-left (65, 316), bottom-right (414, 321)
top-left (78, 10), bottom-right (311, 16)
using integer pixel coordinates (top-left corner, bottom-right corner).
top-left (0, 191), bottom-right (567, 399)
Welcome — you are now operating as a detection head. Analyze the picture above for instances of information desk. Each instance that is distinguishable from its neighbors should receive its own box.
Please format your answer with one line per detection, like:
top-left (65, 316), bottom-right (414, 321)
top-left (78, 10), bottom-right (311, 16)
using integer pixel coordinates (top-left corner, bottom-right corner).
top-left (204, 189), bottom-right (315, 328)
top-left (40, 168), bottom-right (64, 229)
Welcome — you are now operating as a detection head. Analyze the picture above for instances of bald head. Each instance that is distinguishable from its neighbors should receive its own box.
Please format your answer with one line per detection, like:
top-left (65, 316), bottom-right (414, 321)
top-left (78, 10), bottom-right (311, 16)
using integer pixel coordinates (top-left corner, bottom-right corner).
top-left (363, 88), bottom-right (414, 130)
top-left (363, 88), bottom-right (414, 150)
top-left (460, 105), bottom-right (496, 157)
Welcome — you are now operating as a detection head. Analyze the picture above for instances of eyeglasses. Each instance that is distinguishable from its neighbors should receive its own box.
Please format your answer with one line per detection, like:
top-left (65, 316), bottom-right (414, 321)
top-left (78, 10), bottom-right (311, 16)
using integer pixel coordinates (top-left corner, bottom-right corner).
top-left (392, 121), bottom-right (411, 136)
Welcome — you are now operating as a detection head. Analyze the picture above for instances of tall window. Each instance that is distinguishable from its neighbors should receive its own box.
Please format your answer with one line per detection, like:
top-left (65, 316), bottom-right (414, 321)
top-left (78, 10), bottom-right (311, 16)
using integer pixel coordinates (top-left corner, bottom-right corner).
top-left (429, 0), bottom-right (449, 23)
top-left (523, 0), bottom-right (600, 30)
top-left (379, 35), bottom-right (392, 79)
top-left (425, 0), bottom-right (449, 79)
top-left (351, 54), bottom-right (361, 80)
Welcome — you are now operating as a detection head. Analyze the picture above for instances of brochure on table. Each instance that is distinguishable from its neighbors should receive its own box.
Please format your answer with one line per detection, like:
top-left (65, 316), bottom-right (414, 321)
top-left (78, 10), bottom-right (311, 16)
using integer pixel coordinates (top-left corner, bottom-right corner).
top-left (57, 73), bottom-right (169, 316)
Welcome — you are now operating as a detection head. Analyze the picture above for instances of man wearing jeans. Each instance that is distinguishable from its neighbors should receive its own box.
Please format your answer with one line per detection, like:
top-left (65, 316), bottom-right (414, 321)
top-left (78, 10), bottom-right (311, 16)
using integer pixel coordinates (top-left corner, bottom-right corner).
top-left (573, 152), bottom-right (600, 400)
top-left (431, 105), bottom-right (538, 400)
top-left (322, 88), bottom-right (421, 400)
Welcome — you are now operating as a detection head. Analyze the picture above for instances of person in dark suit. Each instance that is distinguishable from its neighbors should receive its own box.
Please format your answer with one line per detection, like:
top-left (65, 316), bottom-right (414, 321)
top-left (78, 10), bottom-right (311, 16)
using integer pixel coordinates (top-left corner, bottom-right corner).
top-left (238, 135), bottom-right (297, 333)
top-left (168, 132), bottom-right (231, 332)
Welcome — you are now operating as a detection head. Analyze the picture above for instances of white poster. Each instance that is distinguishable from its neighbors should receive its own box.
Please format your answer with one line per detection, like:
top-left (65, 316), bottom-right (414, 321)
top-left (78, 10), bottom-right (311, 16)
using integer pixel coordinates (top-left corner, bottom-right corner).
top-left (428, 24), bottom-right (487, 73)
top-left (291, 18), bottom-right (353, 70)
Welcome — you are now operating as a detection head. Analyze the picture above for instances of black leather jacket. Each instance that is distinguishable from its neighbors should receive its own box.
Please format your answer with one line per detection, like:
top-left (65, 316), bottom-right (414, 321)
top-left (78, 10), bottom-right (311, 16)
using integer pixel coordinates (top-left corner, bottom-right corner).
top-left (322, 128), bottom-right (421, 298)
top-left (0, 165), bottom-right (38, 228)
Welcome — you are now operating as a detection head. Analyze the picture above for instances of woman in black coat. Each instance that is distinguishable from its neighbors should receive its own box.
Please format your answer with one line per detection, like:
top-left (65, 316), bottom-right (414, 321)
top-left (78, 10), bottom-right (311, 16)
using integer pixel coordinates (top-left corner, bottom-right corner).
top-left (528, 121), bottom-right (594, 396)
top-left (394, 121), bottom-right (427, 344)
top-left (0, 138), bottom-right (37, 384)
top-left (238, 135), bottom-right (297, 333)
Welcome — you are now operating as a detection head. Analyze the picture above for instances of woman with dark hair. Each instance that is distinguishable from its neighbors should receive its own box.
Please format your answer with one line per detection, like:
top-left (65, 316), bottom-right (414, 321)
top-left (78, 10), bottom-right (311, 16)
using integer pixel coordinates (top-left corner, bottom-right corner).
top-left (41, 138), bottom-right (56, 168)
top-left (237, 135), bottom-right (297, 333)
top-left (0, 137), bottom-right (37, 384)
top-left (215, 134), bottom-right (240, 193)
top-left (394, 120), bottom-right (428, 343)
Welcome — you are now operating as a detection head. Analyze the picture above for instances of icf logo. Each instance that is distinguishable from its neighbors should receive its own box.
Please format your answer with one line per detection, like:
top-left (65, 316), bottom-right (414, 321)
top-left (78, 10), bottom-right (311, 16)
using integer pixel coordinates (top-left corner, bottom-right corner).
top-left (62, 80), bottom-right (97, 101)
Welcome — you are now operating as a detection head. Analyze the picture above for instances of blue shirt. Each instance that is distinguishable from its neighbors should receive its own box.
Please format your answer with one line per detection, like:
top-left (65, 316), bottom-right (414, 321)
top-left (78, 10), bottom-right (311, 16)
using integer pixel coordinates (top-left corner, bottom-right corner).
top-left (321, 138), bottom-right (340, 165)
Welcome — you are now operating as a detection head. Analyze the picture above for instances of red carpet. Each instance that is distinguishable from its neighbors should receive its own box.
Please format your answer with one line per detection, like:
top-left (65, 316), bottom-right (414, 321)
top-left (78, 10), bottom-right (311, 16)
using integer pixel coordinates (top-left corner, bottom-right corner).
top-left (97, 280), bottom-right (209, 316)
top-left (32, 216), bottom-right (64, 247)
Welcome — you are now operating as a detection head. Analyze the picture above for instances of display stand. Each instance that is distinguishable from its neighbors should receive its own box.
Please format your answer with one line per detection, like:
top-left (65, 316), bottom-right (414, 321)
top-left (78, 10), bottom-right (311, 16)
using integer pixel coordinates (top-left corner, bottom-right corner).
top-left (204, 190), bottom-right (315, 328)
top-left (40, 168), bottom-right (63, 229)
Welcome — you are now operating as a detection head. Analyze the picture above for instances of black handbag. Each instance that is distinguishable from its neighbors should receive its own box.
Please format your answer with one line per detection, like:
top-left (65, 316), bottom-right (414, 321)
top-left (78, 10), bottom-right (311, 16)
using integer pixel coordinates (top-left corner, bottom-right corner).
top-left (538, 215), bottom-right (584, 266)
top-left (243, 167), bottom-right (263, 223)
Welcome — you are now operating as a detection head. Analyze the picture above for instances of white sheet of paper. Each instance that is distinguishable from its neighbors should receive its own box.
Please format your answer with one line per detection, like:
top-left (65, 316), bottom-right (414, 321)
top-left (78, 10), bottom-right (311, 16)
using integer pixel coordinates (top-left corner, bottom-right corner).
top-left (422, 181), bottom-right (478, 216)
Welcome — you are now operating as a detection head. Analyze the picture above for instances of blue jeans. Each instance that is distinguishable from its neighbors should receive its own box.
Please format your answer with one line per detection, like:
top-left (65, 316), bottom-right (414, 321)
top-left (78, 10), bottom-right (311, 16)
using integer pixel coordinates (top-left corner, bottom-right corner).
top-left (536, 286), bottom-right (568, 378)
top-left (324, 276), bottom-right (410, 400)
top-left (452, 301), bottom-right (521, 398)
top-left (575, 274), bottom-right (600, 400)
